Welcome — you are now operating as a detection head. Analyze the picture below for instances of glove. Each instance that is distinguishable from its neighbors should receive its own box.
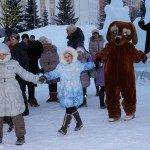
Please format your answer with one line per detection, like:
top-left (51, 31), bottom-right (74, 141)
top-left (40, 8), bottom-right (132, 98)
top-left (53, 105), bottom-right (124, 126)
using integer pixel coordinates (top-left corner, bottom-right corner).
top-left (38, 75), bottom-right (48, 84)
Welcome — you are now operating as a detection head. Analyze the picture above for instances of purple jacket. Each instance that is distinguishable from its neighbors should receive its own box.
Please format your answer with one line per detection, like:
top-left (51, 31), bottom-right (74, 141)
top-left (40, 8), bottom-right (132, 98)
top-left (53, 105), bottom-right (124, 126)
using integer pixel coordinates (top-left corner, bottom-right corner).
top-left (89, 35), bottom-right (105, 86)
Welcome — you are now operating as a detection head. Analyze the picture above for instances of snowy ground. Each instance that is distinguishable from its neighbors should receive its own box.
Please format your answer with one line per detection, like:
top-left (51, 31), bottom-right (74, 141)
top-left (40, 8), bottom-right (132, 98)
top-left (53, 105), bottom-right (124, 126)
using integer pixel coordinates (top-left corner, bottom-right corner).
top-left (0, 72), bottom-right (150, 150)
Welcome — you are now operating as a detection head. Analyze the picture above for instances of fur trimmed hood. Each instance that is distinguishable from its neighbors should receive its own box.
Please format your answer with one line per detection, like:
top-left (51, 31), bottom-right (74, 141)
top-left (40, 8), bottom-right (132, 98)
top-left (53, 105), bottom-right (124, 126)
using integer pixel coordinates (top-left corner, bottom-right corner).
top-left (59, 46), bottom-right (78, 65)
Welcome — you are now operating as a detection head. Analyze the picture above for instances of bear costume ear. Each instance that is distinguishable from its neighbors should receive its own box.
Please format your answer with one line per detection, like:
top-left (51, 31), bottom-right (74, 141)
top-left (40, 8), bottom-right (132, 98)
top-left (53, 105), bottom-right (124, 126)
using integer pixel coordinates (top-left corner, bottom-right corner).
top-left (128, 22), bottom-right (138, 45)
top-left (106, 21), bottom-right (118, 42)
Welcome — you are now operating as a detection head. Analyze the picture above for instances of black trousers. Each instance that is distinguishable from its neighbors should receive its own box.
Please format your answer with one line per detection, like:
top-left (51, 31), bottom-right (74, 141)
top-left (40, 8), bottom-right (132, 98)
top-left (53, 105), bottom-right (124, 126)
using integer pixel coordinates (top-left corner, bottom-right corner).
top-left (48, 83), bottom-right (57, 93)
top-left (66, 107), bottom-right (77, 114)
top-left (28, 83), bottom-right (36, 99)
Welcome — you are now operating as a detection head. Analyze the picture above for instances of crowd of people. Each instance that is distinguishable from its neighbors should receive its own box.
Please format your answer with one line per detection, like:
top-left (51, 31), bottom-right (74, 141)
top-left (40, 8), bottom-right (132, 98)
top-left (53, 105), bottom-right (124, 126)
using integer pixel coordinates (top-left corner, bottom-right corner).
top-left (0, 16), bottom-right (149, 145)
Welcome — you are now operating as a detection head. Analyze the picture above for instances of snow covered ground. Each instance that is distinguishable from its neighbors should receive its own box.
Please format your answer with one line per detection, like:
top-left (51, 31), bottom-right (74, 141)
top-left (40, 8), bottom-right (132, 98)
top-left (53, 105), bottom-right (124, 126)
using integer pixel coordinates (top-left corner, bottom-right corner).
top-left (0, 75), bottom-right (150, 150)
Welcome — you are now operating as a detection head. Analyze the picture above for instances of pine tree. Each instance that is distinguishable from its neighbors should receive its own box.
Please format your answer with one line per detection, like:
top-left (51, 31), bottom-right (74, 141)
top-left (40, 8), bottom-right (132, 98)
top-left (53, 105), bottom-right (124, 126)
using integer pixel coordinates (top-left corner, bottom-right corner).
top-left (0, 0), bottom-right (24, 35)
top-left (42, 9), bottom-right (49, 26)
top-left (25, 0), bottom-right (42, 30)
top-left (52, 0), bottom-right (78, 25)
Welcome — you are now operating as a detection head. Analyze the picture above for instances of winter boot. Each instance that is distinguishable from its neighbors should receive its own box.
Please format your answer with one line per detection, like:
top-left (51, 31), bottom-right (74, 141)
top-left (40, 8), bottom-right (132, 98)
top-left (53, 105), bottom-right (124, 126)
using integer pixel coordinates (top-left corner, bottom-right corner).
top-left (46, 92), bottom-right (58, 103)
top-left (73, 111), bottom-right (83, 131)
top-left (28, 98), bottom-right (40, 107)
top-left (79, 94), bottom-right (87, 108)
top-left (0, 137), bottom-right (2, 143)
top-left (99, 90), bottom-right (106, 109)
top-left (15, 136), bottom-right (25, 145)
top-left (58, 114), bottom-right (72, 135)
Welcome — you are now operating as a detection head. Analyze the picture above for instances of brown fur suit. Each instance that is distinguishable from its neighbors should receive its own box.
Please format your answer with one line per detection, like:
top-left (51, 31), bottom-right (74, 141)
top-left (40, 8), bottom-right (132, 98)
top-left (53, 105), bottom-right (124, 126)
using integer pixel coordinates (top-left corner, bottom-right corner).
top-left (95, 21), bottom-right (147, 120)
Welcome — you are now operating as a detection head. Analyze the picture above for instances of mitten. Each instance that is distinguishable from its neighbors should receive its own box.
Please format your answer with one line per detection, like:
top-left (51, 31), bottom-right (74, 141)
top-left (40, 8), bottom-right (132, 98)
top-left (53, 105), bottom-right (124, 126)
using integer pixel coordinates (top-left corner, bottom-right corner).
top-left (38, 75), bottom-right (48, 84)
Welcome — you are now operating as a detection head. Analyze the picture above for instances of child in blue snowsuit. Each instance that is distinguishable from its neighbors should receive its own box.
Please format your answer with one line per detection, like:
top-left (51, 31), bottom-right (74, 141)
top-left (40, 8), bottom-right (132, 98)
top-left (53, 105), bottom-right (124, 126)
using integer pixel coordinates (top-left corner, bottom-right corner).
top-left (39, 46), bottom-right (94, 135)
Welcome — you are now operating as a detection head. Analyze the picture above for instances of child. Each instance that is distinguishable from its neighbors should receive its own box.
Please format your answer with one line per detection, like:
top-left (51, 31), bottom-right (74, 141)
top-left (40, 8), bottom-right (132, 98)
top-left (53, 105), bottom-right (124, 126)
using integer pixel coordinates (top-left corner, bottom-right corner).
top-left (39, 46), bottom-right (94, 135)
top-left (0, 43), bottom-right (39, 145)
top-left (76, 47), bottom-right (91, 107)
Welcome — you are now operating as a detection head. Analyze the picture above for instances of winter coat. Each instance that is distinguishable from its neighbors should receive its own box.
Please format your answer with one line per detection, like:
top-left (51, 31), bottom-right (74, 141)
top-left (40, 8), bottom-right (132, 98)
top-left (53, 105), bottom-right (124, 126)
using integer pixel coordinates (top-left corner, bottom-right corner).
top-left (67, 27), bottom-right (85, 49)
top-left (0, 55), bottom-right (39, 116)
top-left (77, 52), bottom-right (91, 88)
top-left (11, 42), bottom-right (29, 85)
top-left (138, 20), bottom-right (150, 54)
top-left (12, 43), bottom-right (29, 71)
top-left (40, 45), bottom-right (59, 84)
top-left (27, 40), bottom-right (43, 74)
top-left (89, 35), bottom-right (105, 84)
top-left (45, 47), bottom-right (94, 108)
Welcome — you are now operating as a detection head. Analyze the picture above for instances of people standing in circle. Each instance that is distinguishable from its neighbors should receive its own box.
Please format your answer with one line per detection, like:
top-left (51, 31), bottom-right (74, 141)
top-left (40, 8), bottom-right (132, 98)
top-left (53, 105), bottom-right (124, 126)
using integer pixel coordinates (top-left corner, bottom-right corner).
top-left (39, 36), bottom-right (59, 102)
top-left (89, 29), bottom-right (106, 109)
top-left (138, 17), bottom-right (150, 54)
top-left (66, 24), bottom-right (85, 49)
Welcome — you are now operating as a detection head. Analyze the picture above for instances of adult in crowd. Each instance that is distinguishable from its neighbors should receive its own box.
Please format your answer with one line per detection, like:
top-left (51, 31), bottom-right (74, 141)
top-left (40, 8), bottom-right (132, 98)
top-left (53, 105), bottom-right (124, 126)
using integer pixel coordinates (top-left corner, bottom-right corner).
top-left (10, 33), bottom-right (30, 115)
top-left (66, 24), bottom-right (85, 49)
top-left (138, 17), bottom-right (150, 54)
top-left (89, 29), bottom-right (106, 109)
top-left (29, 35), bottom-right (35, 42)
top-left (27, 35), bottom-right (43, 107)
top-left (39, 36), bottom-right (59, 102)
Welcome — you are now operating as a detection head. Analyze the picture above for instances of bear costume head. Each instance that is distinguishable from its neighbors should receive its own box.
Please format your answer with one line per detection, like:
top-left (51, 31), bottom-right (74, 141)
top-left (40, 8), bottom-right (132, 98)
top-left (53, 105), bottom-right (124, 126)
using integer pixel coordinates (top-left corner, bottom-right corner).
top-left (107, 21), bottom-right (138, 46)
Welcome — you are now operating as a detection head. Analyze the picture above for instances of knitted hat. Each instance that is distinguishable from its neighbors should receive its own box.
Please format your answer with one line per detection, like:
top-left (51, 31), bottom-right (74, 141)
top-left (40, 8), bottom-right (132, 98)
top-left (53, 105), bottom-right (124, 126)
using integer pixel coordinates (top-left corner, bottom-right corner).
top-left (0, 43), bottom-right (10, 55)
top-left (39, 36), bottom-right (52, 45)
top-left (66, 24), bottom-right (77, 33)
top-left (91, 29), bottom-right (99, 35)
top-left (10, 33), bottom-right (20, 42)
top-left (4, 35), bottom-right (10, 42)
top-left (30, 35), bottom-right (35, 39)
top-left (22, 34), bottom-right (29, 41)
top-left (76, 46), bottom-right (85, 53)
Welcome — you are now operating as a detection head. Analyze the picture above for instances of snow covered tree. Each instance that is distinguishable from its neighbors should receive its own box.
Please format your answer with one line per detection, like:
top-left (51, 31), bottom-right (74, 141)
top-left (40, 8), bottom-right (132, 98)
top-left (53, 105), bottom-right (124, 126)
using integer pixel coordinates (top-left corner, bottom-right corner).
top-left (137, 0), bottom-right (146, 17)
top-left (25, 0), bottom-right (42, 30)
top-left (0, 0), bottom-right (24, 35)
top-left (42, 9), bottom-right (49, 26)
top-left (52, 0), bottom-right (78, 25)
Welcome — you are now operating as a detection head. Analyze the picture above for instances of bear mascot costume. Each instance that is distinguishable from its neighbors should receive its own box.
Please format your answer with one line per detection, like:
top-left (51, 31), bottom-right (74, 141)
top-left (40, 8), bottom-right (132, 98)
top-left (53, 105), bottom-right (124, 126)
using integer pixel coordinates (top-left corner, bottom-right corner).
top-left (95, 21), bottom-right (147, 122)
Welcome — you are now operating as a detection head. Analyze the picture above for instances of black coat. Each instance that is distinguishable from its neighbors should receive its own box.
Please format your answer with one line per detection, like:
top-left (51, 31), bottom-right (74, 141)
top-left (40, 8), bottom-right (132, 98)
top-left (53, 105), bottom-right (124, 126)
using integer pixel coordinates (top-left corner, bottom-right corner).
top-left (11, 43), bottom-right (29, 85)
top-left (138, 20), bottom-right (150, 54)
top-left (27, 40), bottom-right (43, 74)
top-left (12, 43), bottom-right (29, 70)
top-left (67, 27), bottom-right (85, 49)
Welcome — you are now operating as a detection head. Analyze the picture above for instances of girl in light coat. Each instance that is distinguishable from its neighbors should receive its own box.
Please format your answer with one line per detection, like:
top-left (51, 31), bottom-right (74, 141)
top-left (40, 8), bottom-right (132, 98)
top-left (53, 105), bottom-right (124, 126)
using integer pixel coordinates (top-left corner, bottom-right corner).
top-left (40, 46), bottom-right (94, 135)
top-left (0, 44), bottom-right (39, 145)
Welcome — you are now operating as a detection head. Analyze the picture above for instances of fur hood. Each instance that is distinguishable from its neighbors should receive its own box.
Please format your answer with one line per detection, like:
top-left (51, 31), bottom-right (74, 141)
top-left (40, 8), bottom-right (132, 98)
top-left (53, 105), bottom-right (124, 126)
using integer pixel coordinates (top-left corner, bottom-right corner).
top-left (59, 46), bottom-right (78, 65)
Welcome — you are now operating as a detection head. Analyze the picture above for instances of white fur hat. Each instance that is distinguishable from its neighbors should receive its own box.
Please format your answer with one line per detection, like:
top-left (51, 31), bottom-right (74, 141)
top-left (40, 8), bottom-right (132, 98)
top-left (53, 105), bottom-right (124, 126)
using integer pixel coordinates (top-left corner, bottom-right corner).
top-left (0, 43), bottom-right (10, 55)
top-left (60, 46), bottom-right (78, 64)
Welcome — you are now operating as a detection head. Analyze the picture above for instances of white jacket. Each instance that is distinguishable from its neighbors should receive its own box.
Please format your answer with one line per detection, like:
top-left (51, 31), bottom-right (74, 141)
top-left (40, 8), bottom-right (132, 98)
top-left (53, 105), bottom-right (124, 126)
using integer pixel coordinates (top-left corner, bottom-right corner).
top-left (0, 55), bottom-right (39, 116)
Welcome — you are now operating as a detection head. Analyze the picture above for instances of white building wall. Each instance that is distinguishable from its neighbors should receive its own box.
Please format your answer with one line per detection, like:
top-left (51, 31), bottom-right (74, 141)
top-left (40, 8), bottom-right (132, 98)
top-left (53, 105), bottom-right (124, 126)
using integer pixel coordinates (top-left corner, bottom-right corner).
top-left (74, 0), bottom-right (99, 25)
